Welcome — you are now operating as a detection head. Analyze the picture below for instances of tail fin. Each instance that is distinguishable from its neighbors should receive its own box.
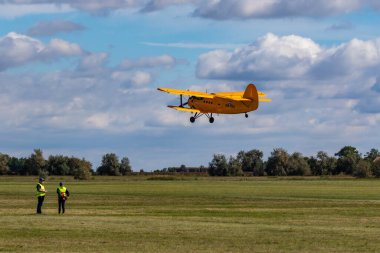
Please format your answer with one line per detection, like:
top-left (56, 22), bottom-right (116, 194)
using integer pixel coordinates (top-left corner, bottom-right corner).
top-left (243, 83), bottom-right (259, 110)
top-left (243, 84), bottom-right (258, 100)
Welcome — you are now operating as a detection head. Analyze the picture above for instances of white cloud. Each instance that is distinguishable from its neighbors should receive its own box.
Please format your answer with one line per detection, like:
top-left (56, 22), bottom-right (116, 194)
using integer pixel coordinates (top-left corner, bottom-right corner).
top-left (27, 20), bottom-right (85, 37)
top-left (0, 1), bottom-right (142, 17)
top-left (120, 55), bottom-right (179, 69)
top-left (1, 0), bottom-right (379, 18)
top-left (111, 71), bottom-right (152, 87)
top-left (312, 38), bottom-right (380, 78)
top-left (0, 32), bottom-right (83, 71)
top-left (45, 38), bottom-right (83, 57)
top-left (140, 0), bottom-right (194, 12)
top-left (197, 33), bottom-right (380, 81)
top-left (0, 3), bottom-right (73, 18)
top-left (194, 33), bottom-right (380, 143)
top-left (193, 0), bottom-right (364, 19)
top-left (0, 70), bottom-right (159, 132)
top-left (326, 21), bottom-right (354, 31)
top-left (142, 41), bottom-right (246, 49)
top-left (197, 33), bottom-right (321, 80)
top-left (78, 53), bottom-right (109, 71)
top-left (85, 113), bottom-right (113, 129)
top-left (69, 0), bottom-right (141, 14)
top-left (0, 40), bottom-right (185, 134)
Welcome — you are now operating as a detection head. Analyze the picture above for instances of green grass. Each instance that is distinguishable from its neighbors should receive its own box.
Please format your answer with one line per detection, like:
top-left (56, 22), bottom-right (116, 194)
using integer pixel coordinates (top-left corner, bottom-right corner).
top-left (1, 176), bottom-right (380, 252)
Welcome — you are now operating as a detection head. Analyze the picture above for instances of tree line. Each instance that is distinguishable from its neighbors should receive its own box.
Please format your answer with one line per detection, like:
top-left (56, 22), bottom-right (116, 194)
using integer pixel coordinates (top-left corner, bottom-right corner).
top-left (208, 146), bottom-right (380, 178)
top-left (1, 146), bottom-right (379, 179)
top-left (0, 149), bottom-right (132, 179)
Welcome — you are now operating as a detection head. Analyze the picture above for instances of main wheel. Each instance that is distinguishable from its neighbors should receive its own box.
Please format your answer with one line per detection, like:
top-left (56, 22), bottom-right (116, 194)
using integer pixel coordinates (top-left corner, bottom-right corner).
top-left (245, 113), bottom-right (248, 118)
top-left (209, 117), bottom-right (214, 123)
top-left (190, 116), bottom-right (195, 123)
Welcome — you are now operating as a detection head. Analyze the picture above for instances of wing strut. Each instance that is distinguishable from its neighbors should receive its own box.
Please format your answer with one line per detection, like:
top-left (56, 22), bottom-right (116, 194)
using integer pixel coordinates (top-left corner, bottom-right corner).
top-left (179, 94), bottom-right (188, 107)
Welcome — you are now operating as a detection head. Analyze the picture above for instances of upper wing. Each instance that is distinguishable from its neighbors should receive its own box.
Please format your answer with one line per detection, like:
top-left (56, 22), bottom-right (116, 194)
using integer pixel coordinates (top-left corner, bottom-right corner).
top-left (214, 91), bottom-right (268, 98)
top-left (159, 87), bottom-right (271, 102)
top-left (214, 91), bottom-right (271, 102)
top-left (157, 87), bottom-right (214, 98)
top-left (214, 95), bottom-right (251, 102)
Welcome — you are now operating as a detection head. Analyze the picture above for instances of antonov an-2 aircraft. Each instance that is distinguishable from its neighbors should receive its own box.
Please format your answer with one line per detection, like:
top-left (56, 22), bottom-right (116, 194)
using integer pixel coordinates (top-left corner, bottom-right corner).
top-left (157, 83), bottom-right (271, 123)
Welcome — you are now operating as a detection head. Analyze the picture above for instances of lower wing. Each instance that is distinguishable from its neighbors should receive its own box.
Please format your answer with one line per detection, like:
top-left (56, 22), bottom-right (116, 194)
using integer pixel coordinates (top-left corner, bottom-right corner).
top-left (168, 106), bottom-right (200, 113)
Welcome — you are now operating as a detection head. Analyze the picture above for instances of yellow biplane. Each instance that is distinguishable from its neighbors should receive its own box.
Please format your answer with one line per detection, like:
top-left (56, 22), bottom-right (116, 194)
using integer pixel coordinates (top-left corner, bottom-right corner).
top-left (157, 83), bottom-right (271, 123)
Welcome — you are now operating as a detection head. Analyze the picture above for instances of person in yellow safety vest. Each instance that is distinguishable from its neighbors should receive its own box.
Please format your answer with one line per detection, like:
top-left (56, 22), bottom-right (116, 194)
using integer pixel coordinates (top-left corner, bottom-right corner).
top-left (57, 182), bottom-right (70, 214)
top-left (36, 177), bottom-right (46, 214)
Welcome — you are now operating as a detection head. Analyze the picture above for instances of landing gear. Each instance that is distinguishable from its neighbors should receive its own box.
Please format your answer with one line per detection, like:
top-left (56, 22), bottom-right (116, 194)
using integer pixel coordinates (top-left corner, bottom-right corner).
top-left (190, 113), bottom-right (203, 123)
top-left (245, 113), bottom-right (248, 118)
top-left (189, 113), bottom-right (215, 123)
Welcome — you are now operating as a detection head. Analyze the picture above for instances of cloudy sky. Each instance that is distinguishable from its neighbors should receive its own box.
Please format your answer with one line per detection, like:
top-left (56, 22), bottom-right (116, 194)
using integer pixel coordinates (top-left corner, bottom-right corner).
top-left (1, 0), bottom-right (380, 171)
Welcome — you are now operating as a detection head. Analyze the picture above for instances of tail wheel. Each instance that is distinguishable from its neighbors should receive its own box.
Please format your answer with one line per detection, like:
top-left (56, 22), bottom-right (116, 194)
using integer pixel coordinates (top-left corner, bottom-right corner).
top-left (190, 117), bottom-right (195, 123)
top-left (209, 117), bottom-right (214, 123)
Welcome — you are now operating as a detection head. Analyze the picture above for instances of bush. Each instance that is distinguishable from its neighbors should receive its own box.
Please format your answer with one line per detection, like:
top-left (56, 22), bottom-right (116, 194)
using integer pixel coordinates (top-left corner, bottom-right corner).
top-left (353, 160), bottom-right (371, 178)
top-left (372, 160), bottom-right (380, 177)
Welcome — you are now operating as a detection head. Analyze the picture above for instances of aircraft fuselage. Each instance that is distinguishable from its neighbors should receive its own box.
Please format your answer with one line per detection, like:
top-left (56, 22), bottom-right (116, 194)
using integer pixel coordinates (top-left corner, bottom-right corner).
top-left (188, 96), bottom-right (256, 114)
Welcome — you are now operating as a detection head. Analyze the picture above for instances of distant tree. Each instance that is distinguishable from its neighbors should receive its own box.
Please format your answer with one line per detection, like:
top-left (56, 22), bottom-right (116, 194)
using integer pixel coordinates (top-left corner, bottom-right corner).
top-left (97, 153), bottom-right (120, 176)
top-left (353, 160), bottom-right (372, 178)
top-left (47, 155), bottom-right (70, 175)
top-left (306, 156), bottom-right (319, 175)
top-left (364, 148), bottom-right (380, 162)
top-left (371, 160), bottom-right (380, 178)
top-left (324, 157), bottom-right (337, 175)
top-left (199, 165), bottom-right (207, 173)
top-left (237, 149), bottom-right (264, 176)
top-left (208, 154), bottom-right (228, 176)
top-left (179, 164), bottom-right (187, 172)
top-left (308, 151), bottom-right (337, 176)
top-left (0, 153), bottom-right (9, 175)
top-left (120, 157), bottom-right (132, 175)
top-left (67, 157), bottom-right (92, 180)
top-left (8, 157), bottom-right (27, 175)
top-left (335, 146), bottom-right (361, 175)
top-left (25, 149), bottom-right (47, 176)
top-left (287, 152), bottom-right (311, 176)
top-left (265, 148), bottom-right (289, 176)
top-left (228, 156), bottom-right (243, 176)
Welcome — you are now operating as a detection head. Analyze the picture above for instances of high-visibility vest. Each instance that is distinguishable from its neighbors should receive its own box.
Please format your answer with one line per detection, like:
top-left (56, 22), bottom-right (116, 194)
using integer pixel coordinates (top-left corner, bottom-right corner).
top-left (36, 183), bottom-right (46, 197)
top-left (58, 186), bottom-right (67, 198)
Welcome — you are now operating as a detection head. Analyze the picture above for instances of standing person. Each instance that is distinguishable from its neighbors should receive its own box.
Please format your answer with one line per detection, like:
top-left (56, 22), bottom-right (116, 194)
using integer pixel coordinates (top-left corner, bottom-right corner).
top-left (57, 182), bottom-right (70, 214)
top-left (36, 177), bottom-right (46, 214)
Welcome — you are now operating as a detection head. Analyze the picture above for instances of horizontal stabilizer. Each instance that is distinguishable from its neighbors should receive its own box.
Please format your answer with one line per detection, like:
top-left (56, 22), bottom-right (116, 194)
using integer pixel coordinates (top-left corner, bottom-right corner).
top-left (259, 97), bottom-right (272, 102)
top-left (258, 91), bottom-right (267, 97)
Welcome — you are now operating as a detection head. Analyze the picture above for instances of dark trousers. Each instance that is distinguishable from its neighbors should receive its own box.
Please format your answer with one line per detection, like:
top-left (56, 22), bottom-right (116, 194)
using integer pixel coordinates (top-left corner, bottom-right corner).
top-left (37, 196), bottom-right (45, 214)
top-left (58, 198), bottom-right (66, 214)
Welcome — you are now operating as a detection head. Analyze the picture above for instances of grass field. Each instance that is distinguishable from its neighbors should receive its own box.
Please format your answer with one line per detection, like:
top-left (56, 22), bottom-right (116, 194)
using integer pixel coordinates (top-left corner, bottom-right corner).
top-left (1, 176), bottom-right (380, 252)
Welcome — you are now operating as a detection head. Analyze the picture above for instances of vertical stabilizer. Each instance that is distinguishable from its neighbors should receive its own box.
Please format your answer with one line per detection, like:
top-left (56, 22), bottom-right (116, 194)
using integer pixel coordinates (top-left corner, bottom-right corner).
top-left (243, 83), bottom-right (259, 110)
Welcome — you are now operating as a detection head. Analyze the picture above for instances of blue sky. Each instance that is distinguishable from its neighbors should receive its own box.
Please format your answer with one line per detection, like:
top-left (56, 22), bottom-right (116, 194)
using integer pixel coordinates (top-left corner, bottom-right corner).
top-left (0, 0), bottom-right (380, 171)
